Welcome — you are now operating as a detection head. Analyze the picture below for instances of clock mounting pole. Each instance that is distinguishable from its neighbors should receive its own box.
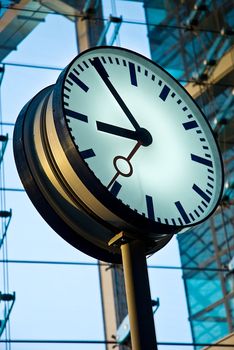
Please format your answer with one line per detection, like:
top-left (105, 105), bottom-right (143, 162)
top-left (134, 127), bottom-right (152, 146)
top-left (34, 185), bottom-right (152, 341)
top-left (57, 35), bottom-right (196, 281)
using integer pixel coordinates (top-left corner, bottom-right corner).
top-left (109, 232), bottom-right (158, 350)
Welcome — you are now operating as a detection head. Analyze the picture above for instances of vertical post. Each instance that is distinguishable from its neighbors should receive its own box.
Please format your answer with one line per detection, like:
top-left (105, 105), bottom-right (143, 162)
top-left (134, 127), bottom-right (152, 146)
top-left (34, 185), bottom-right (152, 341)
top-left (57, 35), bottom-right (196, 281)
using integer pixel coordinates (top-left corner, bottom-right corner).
top-left (121, 240), bottom-right (158, 350)
top-left (109, 233), bottom-right (158, 350)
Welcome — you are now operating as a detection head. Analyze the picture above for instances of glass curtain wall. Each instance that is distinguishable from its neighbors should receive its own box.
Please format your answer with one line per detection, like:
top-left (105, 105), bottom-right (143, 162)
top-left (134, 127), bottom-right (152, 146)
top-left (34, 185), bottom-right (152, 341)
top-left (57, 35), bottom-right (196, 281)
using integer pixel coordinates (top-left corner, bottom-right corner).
top-left (143, 0), bottom-right (234, 347)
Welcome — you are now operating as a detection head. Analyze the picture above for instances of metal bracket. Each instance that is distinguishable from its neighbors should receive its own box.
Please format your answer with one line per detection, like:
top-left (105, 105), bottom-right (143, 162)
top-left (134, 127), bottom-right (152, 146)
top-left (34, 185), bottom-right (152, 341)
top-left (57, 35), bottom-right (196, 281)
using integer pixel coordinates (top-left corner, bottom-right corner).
top-left (108, 231), bottom-right (132, 248)
top-left (0, 292), bottom-right (16, 337)
top-left (0, 209), bottom-right (12, 250)
top-left (0, 134), bottom-right (8, 164)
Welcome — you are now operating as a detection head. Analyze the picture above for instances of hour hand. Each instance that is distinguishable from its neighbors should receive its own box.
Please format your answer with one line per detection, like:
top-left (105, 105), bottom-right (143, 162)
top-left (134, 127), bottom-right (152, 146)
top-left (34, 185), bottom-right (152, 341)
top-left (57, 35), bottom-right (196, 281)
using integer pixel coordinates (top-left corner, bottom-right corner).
top-left (96, 121), bottom-right (139, 141)
top-left (96, 121), bottom-right (153, 146)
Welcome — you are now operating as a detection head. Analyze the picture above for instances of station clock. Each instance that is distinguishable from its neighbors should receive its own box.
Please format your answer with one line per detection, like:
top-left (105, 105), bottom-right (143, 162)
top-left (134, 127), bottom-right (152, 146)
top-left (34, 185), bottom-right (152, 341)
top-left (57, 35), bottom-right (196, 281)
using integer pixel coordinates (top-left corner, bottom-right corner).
top-left (13, 46), bottom-right (224, 262)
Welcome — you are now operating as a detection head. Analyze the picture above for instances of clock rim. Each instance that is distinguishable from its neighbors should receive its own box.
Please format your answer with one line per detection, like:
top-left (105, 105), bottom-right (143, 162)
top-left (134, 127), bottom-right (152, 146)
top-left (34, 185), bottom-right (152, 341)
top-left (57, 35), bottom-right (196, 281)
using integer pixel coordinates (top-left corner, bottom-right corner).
top-left (12, 86), bottom-right (124, 263)
top-left (52, 45), bottom-right (224, 234)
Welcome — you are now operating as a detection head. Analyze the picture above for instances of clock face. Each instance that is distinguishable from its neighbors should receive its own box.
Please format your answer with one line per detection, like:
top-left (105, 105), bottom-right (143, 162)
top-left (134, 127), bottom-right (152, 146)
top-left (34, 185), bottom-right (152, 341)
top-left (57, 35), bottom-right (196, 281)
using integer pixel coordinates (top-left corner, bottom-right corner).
top-left (57, 47), bottom-right (223, 229)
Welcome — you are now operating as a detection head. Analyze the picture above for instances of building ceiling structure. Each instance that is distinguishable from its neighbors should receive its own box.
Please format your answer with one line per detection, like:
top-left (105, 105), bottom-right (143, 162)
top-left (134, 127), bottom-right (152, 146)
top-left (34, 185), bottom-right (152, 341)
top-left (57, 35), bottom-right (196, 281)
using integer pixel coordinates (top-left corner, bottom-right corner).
top-left (0, 0), bottom-right (93, 61)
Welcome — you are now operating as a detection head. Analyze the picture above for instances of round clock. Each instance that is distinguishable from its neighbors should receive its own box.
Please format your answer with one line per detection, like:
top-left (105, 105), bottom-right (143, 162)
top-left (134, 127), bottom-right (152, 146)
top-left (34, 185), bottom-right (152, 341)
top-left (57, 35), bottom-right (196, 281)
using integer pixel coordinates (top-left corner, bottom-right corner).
top-left (13, 46), bottom-right (224, 262)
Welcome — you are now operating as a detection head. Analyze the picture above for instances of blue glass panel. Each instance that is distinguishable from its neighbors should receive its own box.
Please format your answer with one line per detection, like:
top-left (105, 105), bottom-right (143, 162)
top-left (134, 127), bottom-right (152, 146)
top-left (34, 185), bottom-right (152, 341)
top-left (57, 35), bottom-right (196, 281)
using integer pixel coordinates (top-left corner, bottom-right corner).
top-left (186, 272), bottom-right (223, 315)
top-left (193, 319), bottom-right (228, 349)
top-left (192, 303), bottom-right (228, 349)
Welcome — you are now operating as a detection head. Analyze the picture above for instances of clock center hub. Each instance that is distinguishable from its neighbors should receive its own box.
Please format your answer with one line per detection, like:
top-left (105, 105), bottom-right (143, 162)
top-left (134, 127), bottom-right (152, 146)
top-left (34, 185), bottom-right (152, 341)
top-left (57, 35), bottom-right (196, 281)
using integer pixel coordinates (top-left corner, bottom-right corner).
top-left (114, 156), bottom-right (133, 177)
top-left (136, 128), bottom-right (153, 147)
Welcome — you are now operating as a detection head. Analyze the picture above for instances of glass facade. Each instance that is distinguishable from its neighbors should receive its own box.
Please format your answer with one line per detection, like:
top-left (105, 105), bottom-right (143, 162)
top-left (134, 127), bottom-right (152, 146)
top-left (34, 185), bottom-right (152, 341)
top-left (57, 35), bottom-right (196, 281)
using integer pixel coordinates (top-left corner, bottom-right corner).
top-left (144, 0), bottom-right (234, 348)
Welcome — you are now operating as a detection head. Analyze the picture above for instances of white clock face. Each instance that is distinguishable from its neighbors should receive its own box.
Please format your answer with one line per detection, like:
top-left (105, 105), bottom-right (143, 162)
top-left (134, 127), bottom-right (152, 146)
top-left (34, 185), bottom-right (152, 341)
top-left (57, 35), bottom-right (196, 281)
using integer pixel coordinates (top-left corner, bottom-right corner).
top-left (60, 47), bottom-right (223, 227)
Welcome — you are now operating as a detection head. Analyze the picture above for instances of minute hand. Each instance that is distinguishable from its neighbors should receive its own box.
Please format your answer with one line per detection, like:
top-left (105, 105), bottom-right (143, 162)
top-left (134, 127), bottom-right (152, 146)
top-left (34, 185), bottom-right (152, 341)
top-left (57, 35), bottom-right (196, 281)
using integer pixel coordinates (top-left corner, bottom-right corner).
top-left (91, 57), bottom-right (141, 131)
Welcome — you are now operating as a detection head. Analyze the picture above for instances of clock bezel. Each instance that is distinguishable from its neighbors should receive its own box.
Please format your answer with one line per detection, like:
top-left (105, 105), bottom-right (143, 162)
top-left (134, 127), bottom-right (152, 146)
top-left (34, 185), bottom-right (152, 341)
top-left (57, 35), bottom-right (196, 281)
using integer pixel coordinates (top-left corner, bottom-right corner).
top-left (13, 86), bottom-right (128, 263)
top-left (52, 46), bottom-right (224, 236)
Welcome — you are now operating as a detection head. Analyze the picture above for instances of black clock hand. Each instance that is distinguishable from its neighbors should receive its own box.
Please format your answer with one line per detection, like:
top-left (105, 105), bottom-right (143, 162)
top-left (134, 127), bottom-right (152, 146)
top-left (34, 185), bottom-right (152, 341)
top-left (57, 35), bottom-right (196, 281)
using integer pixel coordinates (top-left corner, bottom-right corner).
top-left (91, 57), bottom-right (141, 131)
top-left (96, 120), bottom-right (153, 146)
top-left (96, 121), bottom-right (139, 141)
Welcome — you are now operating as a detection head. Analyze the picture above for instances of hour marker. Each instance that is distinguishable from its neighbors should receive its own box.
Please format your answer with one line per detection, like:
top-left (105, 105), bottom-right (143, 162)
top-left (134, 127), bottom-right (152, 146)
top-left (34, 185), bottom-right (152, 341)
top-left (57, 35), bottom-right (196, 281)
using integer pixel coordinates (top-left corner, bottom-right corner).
top-left (65, 109), bottom-right (88, 123)
top-left (182, 120), bottom-right (198, 130)
top-left (129, 62), bottom-right (137, 86)
top-left (110, 181), bottom-right (122, 197)
top-left (146, 195), bottom-right (155, 220)
top-left (175, 201), bottom-right (190, 224)
top-left (79, 148), bottom-right (95, 159)
top-left (191, 154), bottom-right (213, 167)
top-left (192, 184), bottom-right (211, 203)
top-left (68, 72), bottom-right (89, 92)
top-left (159, 84), bottom-right (170, 101)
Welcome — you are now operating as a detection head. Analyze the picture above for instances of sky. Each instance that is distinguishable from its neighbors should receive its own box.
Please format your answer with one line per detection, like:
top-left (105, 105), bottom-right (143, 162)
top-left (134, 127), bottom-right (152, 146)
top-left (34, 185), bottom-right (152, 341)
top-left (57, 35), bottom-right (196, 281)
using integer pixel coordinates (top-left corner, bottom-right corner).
top-left (0, 1), bottom-right (192, 349)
